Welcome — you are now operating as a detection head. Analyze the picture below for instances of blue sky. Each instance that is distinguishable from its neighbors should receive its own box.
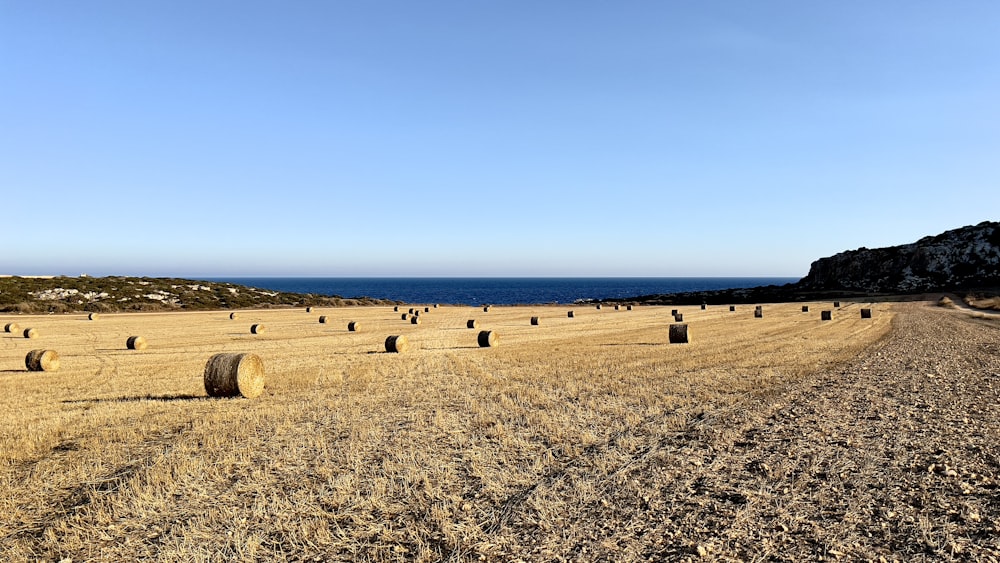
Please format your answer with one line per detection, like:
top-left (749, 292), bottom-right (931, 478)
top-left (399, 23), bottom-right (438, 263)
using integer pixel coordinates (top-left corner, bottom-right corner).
top-left (2, 2), bottom-right (998, 277)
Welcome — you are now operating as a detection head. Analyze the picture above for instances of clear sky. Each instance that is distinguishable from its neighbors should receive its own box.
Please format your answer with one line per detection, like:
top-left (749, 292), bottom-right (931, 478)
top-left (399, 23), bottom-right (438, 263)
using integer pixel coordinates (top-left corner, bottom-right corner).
top-left (2, 2), bottom-right (998, 278)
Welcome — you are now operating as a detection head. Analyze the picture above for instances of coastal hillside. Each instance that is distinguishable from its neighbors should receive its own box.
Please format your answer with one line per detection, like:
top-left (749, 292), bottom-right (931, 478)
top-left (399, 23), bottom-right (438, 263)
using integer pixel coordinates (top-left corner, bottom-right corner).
top-left (0, 276), bottom-right (392, 313)
top-left (797, 220), bottom-right (1000, 293)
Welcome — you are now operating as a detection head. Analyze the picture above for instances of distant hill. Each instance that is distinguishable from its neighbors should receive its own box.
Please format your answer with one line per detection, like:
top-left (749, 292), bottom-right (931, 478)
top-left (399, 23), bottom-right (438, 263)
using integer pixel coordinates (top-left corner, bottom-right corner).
top-left (0, 276), bottom-right (395, 314)
top-left (797, 221), bottom-right (1000, 293)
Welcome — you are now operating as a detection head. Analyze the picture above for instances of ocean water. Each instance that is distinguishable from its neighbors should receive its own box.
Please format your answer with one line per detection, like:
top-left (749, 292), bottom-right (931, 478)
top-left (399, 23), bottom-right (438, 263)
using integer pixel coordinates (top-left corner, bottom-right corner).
top-left (210, 277), bottom-right (799, 305)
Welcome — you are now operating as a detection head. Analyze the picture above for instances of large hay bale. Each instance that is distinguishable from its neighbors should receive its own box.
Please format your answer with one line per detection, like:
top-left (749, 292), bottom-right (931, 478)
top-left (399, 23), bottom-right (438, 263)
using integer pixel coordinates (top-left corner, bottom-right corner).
top-left (668, 324), bottom-right (689, 344)
top-left (477, 330), bottom-right (498, 348)
top-left (25, 349), bottom-right (60, 372)
top-left (229, 312), bottom-right (239, 320)
top-left (860, 308), bottom-right (873, 319)
top-left (467, 319), bottom-right (478, 329)
top-left (348, 321), bottom-right (360, 332)
top-left (204, 352), bottom-right (265, 398)
top-left (411, 316), bottom-right (421, 325)
top-left (126, 335), bottom-right (147, 350)
top-left (821, 310), bottom-right (832, 321)
top-left (567, 311), bottom-right (575, 318)
top-left (674, 313), bottom-right (683, 322)
top-left (318, 316), bottom-right (328, 324)
top-left (802, 306), bottom-right (809, 312)
top-left (530, 316), bottom-right (540, 325)
top-left (385, 335), bottom-right (410, 353)
top-left (88, 312), bottom-right (99, 321)
top-left (23, 328), bottom-right (38, 339)
top-left (4, 322), bottom-right (20, 333)
top-left (250, 324), bottom-right (266, 335)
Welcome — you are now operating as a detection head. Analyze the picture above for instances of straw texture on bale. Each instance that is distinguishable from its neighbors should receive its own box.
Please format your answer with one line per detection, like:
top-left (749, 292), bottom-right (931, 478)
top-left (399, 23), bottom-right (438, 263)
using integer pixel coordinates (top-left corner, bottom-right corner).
top-left (861, 308), bottom-right (873, 319)
top-left (204, 352), bottom-right (265, 399)
top-left (411, 316), bottom-right (421, 325)
top-left (348, 321), bottom-right (360, 332)
top-left (467, 319), bottom-right (478, 329)
top-left (668, 324), bottom-right (689, 344)
top-left (530, 316), bottom-right (540, 325)
top-left (802, 306), bottom-right (809, 312)
top-left (126, 336), bottom-right (147, 350)
top-left (821, 310), bottom-right (832, 321)
top-left (229, 312), bottom-right (239, 320)
top-left (250, 324), bottom-right (266, 334)
top-left (567, 311), bottom-right (575, 318)
top-left (477, 330), bottom-right (498, 348)
top-left (23, 328), bottom-right (38, 339)
top-left (88, 312), bottom-right (99, 321)
top-left (674, 313), bottom-right (683, 322)
top-left (25, 349), bottom-right (60, 372)
top-left (385, 335), bottom-right (410, 353)
top-left (4, 322), bottom-right (19, 333)
top-left (319, 316), bottom-right (328, 324)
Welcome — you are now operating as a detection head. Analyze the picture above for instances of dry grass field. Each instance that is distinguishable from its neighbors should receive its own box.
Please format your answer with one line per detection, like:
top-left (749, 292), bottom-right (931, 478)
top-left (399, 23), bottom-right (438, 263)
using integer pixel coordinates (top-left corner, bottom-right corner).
top-left (1, 301), bottom-right (996, 561)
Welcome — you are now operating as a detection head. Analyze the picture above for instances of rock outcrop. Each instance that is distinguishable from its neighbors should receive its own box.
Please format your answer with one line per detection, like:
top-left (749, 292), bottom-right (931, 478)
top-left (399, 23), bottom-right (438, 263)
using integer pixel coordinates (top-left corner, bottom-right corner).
top-left (797, 221), bottom-right (1000, 293)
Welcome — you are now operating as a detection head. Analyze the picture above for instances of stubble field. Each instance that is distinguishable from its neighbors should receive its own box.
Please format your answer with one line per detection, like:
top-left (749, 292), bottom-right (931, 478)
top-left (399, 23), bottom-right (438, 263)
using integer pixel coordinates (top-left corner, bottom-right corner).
top-left (2, 300), bottom-right (996, 561)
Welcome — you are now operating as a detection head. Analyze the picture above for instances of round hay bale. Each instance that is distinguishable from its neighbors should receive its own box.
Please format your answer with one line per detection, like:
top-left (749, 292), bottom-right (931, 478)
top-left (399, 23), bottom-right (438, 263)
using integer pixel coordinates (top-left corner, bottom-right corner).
top-left (614, 305), bottom-right (620, 311)
top-left (483, 306), bottom-right (491, 312)
top-left (433, 304), bottom-right (439, 309)
top-left (411, 316), bottom-right (421, 325)
top-left (401, 313), bottom-right (409, 321)
top-left (25, 349), bottom-right (60, 372)
top-left (821, 310), bottom-right (832, 321)
top-left (348, 321), bottom-right (360, 332)
top-left (306, 307), bottom-right (312, 313)
top-left (530, 316), bottom-right (540, 325)
top-left (833, 301), bottom-right (841, 308)
top-left (126, 335), bottom-right (147, 350)
top-left (567, 311), bottom-right (575, 318)
top-left (319, 316), bottom-right (328, 324)
top-left (393, 306), bottom-right (399, 312)
top-left (477, 330), bottom-right (498, 348)
top-left (674, 313), bottom-right (683, 322)
top-left (596, 304), bottom-right (602, 310)
top-left (860, 308), bottom-right (873, 319)
top-left (671, 309), bottom-right (678, 316)
top-left (802, 306), bottom-right (809, 312)
top-left (5, 322), bottom-right (20, 333)
top-left (23, 328), bottom-right (38, 339)
top-left (229, 312), bottom-right (239, 320)
top-left (424, 307), bottom-right (430, 313)
top-left (729, 306), bottom-right (736, 312)
top-left (250, 324), bottom-right (266, 335)
top-left (204, 352), bottom-right (265, 398)
top-left (88, 312), bottom-right (99, 321)
top-left (467, 319), bottom-right (478, 329)
top-left (385, 335), bottom-right (410, 353)
top-left (627, 305), bottom-right (633, 311)
top-left (408, 308), bottom-right (415, 314)
top-left (414, 310), bottom-right (420, 317)
top-left (700, 304), bottom-right (706, 310)
top-left (668, 324), bottom-right (689, 344)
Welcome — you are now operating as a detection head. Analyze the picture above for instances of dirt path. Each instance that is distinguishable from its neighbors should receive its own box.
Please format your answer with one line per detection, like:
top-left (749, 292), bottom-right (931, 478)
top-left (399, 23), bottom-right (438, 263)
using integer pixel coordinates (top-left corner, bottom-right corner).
top-left (500, 303), bottom-right (1000, 562)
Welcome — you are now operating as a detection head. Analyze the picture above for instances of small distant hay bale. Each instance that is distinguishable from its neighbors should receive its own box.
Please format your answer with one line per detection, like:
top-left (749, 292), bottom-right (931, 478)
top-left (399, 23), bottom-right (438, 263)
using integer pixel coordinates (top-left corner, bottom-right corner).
top-left (408, 308), bottom-right (415, 314)
top-left (4, 322), bottom-right (20, 333)
top-left (424, 307), bottom-right (430, 313)
top-left (414, 310), bottom-right (420, 317)
top-left (614, 305), bottom-right (620, 311)
top-left (25, 349), bottom-right (60, 372)
top-left (833, 301), bottom-right (841, 308)
top-left (126, 335), bottom-right (148, 350)
top-left (674, 313), bottom-right (683, 322)
top-left (530, 316), bottom-right (540, 325)
top-left (821, 310), bottom-right (832, 321)
top-left (348, 321), bottom-right (360, 332)
top-left (483, 306), bottom-right (491, 312)
top-left (385, 335), bottom-right (410, 353)
top-left (860, 308), bottom-right (872, 319)
top-left (204, 352), bottom-right (265, 399)
top-left (393, 306), bottom-right (399, 312)
top-left (401, 313), bottom-right (409, 320)
top-left (433, 304), bottom-right (439, 309)
top-left (411, 316), bottom-right (421, 325)
top-left (23, 328), bottom-right (38, 339)
top-left (729, 306), bottom-right (736, 312)
top-left (250, 324), bottom-right (266, 335)
top-left (477, 330), bottom-right (498, 348)
top-left (671, 309), bottom-right (678, 316)
top-left (668, 324), bottom-right (689, 344)
top-left (700, 304), bottom-right (706, 310)
top-left (306, 307), bottom-right (313, 313)
top-left (318, 316), bottom-right (328, 324)
top-left (467, 319), bottom-right (478, 329)
top-left (754, 307), bottom-right (763, 318)
top-left (627, 305), bottom-right (633, 311)
top-left (802, 306), bottom-right (809, 312)
top-left (596, 304), bottom-right (602, 310)
top-left (567, 311), bottom-right (575, 318)
top-left (229, 312), bottom-right (239, 320)
top-left (88, 312), bottom-right (99, 321)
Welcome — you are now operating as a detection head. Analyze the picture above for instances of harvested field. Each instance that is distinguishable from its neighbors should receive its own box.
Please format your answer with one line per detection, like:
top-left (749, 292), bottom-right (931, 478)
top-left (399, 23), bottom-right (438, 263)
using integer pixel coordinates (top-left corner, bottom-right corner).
top-left (1, 301), bottom-right (998, 561)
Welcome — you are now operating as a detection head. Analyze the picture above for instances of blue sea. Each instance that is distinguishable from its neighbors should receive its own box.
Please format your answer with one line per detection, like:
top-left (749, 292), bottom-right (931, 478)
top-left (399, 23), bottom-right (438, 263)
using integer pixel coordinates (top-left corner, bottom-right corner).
top-left (209, 277), bottom-right (799, 305)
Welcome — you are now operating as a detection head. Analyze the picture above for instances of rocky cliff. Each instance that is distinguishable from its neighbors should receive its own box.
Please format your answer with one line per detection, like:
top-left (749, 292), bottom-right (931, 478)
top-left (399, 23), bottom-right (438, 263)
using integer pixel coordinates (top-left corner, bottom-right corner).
top-left (796, 221), bottom-right (1000, 293)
